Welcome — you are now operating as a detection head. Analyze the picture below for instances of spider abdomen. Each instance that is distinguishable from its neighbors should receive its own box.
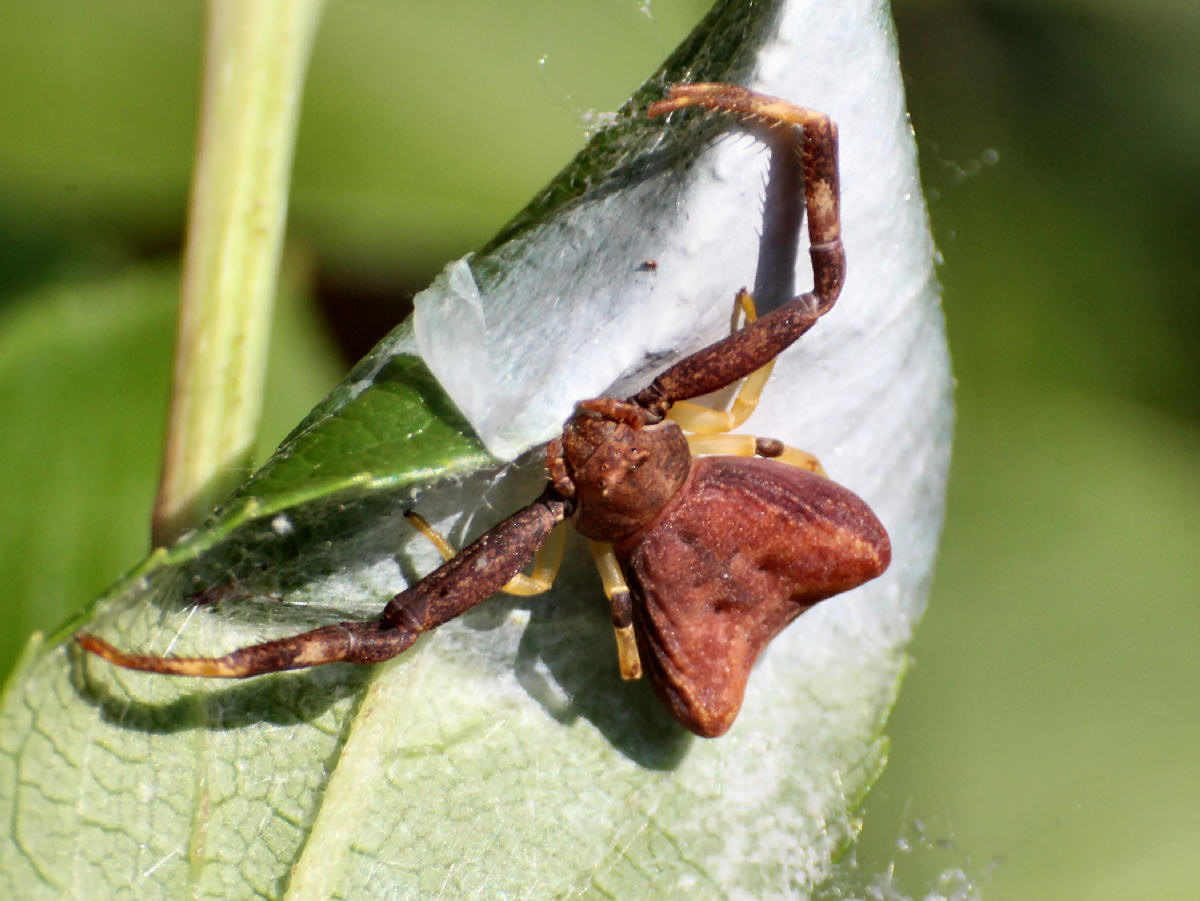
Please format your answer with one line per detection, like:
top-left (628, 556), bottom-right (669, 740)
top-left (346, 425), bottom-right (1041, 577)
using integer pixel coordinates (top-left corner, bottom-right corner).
top-left (617, 456), bottom-right (890, 737)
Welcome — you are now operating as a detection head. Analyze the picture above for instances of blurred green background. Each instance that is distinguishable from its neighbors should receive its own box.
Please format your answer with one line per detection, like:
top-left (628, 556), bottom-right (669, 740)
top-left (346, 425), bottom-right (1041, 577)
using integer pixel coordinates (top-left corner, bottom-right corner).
top-left (1, 1), bottom-right (1196, 898)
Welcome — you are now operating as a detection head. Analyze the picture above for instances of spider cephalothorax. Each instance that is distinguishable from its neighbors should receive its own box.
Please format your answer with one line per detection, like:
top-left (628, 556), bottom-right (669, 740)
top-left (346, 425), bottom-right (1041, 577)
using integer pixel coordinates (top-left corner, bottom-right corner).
top-left (549, 399), bottom-right (691, 542)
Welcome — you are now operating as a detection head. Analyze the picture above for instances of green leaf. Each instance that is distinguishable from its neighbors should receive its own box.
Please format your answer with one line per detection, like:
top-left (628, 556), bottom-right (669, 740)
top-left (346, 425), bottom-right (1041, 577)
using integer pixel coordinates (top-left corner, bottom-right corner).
top-left (0, 0), bottom-right (951, 897)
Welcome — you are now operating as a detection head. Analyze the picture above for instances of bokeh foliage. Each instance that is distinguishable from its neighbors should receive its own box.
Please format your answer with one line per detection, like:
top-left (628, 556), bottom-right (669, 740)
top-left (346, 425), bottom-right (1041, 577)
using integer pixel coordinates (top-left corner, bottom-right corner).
top-left (1, 1), bottom-right (1196, 898)
top-left (840, 2), bottom-right (1200, 897)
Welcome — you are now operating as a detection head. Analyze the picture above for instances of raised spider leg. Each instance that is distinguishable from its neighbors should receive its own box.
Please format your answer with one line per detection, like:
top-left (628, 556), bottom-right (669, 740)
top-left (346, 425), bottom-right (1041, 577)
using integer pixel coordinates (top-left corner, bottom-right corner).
top-left (78, 492), bottom-right (568, 677)
top-left (404, 511), bottom-right (567, 597)
top-left (635, 83), bottom-right (843, 420)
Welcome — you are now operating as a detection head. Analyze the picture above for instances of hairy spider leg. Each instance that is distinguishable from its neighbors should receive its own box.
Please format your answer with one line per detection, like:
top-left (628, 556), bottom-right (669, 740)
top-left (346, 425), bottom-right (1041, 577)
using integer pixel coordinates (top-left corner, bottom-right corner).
top-left (634, 83), bottom-right (843, 420)
top-left (78, 493), bottom-right (568, 677)
top-left (404, 511), bottom-right (567, 597)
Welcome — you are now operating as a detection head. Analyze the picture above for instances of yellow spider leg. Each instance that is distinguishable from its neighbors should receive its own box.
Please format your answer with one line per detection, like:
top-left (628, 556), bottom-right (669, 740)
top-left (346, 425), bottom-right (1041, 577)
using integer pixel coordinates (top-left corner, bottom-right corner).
top-left (686, 432), bottom-right (827, 476)
top-left (404, 511), bottom-right (566, 596)
top-left (663, 399), bottom-right (735, 433)
top-left (686, 432), bottom-right (756, 457)
top-left (589, 541), bottom-right (642, 680)
top-left (764, 443), bottom-right (826, 475)
top-left (503, 521), bottom-right (566, 595)
top-left (405, 509), bottom-right (456, 559)
top-left (667, 289), bottom-right (775, 434)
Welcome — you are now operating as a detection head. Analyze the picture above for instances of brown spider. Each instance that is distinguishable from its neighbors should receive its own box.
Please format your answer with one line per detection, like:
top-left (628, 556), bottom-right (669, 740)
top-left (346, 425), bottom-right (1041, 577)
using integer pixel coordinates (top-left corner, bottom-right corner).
top-left (79, 83), bottom-right (890, 738)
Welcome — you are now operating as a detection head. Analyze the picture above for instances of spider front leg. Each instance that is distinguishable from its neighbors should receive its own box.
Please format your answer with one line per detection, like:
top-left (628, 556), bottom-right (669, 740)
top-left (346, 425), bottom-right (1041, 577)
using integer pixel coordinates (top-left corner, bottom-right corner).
top-left (406, 511), bottom-right (643, 680)
top-left (79, 492), bottom-right (569, 677)
top-left (635, 83), bottom-right (843, 418)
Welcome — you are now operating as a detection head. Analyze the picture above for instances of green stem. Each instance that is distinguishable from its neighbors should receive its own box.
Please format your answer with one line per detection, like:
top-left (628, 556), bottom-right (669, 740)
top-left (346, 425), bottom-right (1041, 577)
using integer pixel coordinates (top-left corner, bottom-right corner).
top-left (152, 0), bottom-right (325, 547)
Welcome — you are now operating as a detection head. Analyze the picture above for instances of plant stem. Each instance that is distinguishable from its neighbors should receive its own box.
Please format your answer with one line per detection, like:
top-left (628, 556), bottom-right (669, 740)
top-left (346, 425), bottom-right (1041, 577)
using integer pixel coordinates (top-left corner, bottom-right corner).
top-left (152, 0), bottom-right (325, 547)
